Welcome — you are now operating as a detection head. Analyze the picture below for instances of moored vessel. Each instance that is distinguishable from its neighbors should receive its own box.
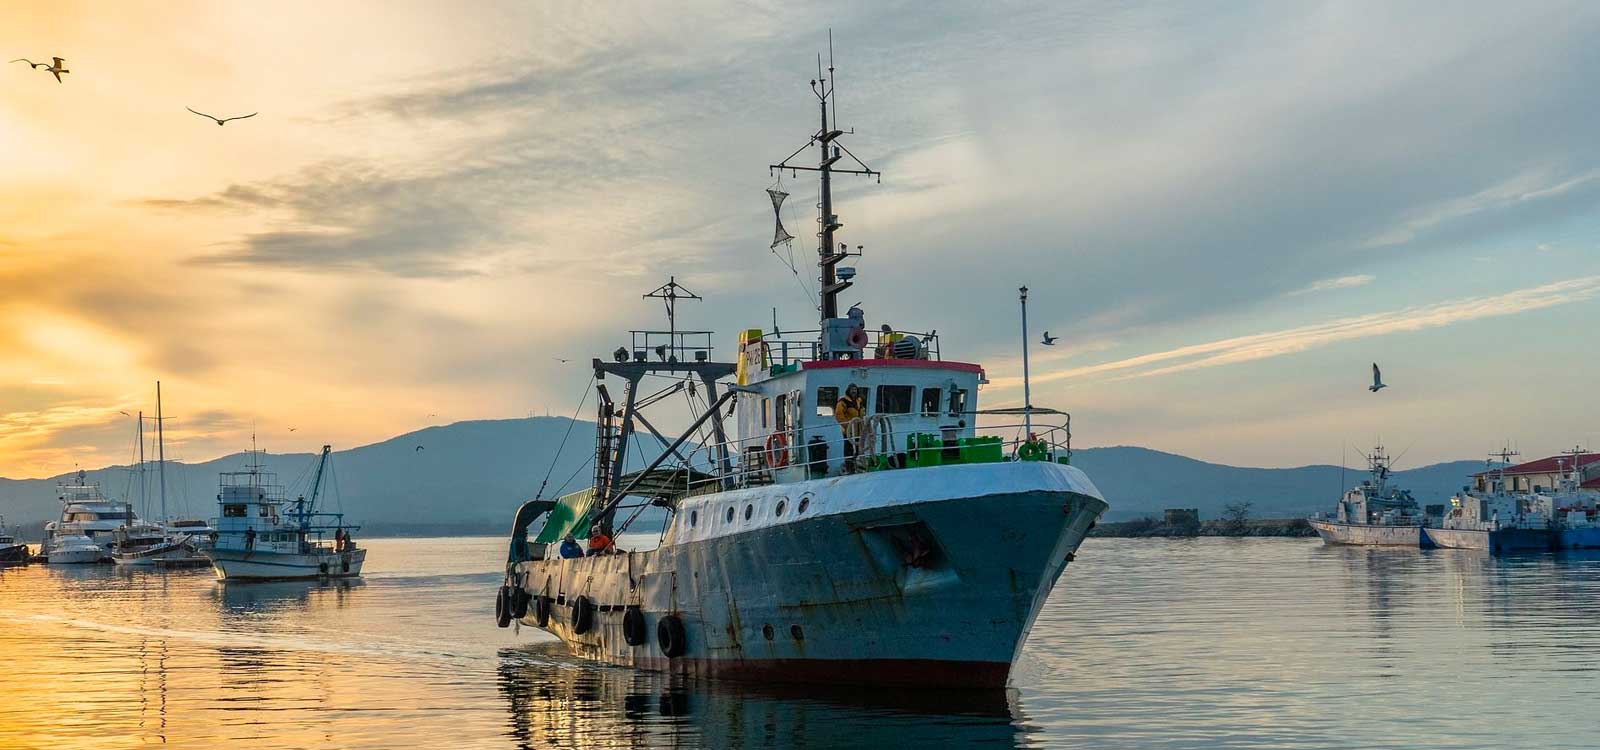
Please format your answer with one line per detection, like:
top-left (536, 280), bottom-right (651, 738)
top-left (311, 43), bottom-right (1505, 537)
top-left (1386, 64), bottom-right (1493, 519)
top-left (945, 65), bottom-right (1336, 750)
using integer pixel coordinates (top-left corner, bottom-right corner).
top-left (498, 52), bottom-right (1107, 690)
top-left (0, 516), bottom-right (31, 564)
top-left (202, 445), bottom-right (365, 581)
top-left (40, 470), bottom-right (126, 563)
top-left (1427, 449), bottom-right (1554, 552)
top-left (1308, 446), bottom-right (1430, 547)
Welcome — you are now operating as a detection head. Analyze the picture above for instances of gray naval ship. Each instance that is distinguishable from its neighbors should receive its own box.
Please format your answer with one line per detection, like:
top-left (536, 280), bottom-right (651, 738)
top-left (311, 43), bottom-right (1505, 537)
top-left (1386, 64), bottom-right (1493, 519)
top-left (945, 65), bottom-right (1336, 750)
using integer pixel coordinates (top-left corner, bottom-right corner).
top-left (496, 54), bottom-right (1108, 689)
top-left (1308, 446), bottom-right (1431, 547)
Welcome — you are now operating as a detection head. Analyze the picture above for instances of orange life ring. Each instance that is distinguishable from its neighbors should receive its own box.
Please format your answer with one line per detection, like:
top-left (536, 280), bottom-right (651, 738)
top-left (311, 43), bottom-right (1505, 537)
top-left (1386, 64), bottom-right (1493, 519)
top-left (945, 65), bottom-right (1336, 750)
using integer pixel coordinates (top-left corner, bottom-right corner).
top-left (765, 432), bottom-right (790, 468)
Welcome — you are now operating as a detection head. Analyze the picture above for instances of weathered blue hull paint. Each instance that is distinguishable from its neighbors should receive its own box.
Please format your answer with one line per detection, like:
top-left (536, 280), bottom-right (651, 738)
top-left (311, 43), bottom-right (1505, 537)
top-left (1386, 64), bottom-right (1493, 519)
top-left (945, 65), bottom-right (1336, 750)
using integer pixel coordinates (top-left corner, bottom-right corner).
top-left (512, 462), bottom-right (1106, 689)
top-left (1308, 519), bottom-right (1429, 547)
top-left (1423, 526), bottom-right (1553, 552)
top-left (1555, 527), bottom-right (1600, 549)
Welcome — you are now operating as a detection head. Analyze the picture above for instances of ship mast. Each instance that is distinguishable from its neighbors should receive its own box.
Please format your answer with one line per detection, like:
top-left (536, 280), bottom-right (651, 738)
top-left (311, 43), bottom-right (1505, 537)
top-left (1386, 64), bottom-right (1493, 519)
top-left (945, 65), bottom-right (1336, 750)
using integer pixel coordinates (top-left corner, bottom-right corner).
top-left (156, 381), bottom-right (166, 522)
top-left (770, 32), bottom-right (880, 358)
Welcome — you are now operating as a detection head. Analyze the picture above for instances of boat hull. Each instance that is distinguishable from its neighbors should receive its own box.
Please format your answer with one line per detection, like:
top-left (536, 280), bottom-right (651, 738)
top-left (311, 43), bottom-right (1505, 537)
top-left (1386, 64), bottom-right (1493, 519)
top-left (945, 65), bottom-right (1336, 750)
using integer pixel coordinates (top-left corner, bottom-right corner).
top-left (1555, 527), bottom-right (1600, 550)
top-left (0, 544), bottom-right (29, 563)
top-left (510, 461), bottom-right (1106, 689)
top-left (112, 540), bottom-right (198, 566)
top-left (1308, 519), bottom-right (1429, 547)
top-left (47, 549), bottom-right (105, 564)
top-left (205, 547), bottom-right (366, 580)
top-left (1423, 526), bottom-right (1553, 552)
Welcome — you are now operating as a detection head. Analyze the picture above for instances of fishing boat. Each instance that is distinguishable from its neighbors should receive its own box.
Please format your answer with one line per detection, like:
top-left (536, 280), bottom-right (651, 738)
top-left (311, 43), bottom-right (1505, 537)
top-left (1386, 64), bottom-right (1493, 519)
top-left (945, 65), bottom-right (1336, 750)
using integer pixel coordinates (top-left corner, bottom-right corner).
top-left (497, 51), bottom-right (1108, 689)
top-left (0, 516), bottom-right (30, 564)
top-left (202, 445), bottom-right (365, 581)
top-left (1427, 449), bottom-right (1554, 552)
top-left (1308, 445), bottom-right (1431, 547)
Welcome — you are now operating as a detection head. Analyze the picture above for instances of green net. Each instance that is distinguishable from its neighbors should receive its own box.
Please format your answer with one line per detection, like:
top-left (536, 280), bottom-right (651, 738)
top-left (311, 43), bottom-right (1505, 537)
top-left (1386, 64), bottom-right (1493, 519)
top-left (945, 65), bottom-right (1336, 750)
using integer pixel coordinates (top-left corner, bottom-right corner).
top-left (532, 487), bottom-right (596, 544)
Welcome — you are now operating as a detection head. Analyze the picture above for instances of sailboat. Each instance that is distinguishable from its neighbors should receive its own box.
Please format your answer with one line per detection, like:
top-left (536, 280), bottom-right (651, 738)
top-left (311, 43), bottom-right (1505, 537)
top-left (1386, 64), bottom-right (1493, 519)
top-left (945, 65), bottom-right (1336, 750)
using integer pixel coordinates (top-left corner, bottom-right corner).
top-left (0, 515), bottom-right (31, 564)
top-left (202, 444), bottom-right (364, 581)
top-left (111, 383), bottom-right (210, 567)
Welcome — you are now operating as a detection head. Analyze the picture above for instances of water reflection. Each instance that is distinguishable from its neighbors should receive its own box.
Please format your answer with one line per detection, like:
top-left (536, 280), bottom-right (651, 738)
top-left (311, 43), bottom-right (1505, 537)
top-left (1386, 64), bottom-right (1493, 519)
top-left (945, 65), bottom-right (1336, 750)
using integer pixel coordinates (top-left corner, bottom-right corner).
top-left (210, 578), bottom-right (366, 612)
top-left (496, 643), bottom-right (1027, 749)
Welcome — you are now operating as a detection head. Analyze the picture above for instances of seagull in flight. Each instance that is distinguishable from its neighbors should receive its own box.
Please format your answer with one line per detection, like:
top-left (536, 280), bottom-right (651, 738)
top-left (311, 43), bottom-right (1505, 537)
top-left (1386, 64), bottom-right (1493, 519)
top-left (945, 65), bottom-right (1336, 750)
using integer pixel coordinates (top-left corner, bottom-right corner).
top-left (287, 427), bottom-right (297, 432)
top-left (12, 57), bottom-right (67, 82)
top-left (415, 445), bottom-right (425, 451)
top-left (118, 410), bottom-right (131, 416)
top-left (1040, 332), bottom-right (1058, 346)
top-left (1369, 363), bottom-right (1387, 392)
top-left (554, 357), bottom-right (572, 363)
top-left (186, 107), bottom-right (257, 126)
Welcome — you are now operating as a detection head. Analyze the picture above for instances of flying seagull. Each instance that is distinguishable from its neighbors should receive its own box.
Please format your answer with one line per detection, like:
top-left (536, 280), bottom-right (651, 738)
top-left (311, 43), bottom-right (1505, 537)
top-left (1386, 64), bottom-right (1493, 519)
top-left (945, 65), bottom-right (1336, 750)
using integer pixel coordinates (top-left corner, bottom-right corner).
top-left (554, 357), bottom-right (572, 363)
top-left (1040, 332), bottom-right (1058, 346)
top-left (1369, 363), bottom-right (1387, 392)
top-left (12, 57), bottom-right (67, 82)
top-left (415, 445), bottom-right (425, 451)
top-left (287, 427), bottom-right (297, 432)
top-left (186, 107), bottom-right (257, 126)
top-left (118, 410), bottom-right (131, 416)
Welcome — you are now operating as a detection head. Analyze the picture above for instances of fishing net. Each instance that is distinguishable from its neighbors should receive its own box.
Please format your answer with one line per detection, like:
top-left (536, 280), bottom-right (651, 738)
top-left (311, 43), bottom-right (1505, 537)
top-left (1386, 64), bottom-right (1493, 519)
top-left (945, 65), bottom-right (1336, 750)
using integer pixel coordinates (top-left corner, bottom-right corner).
top-left (767, 188), bottom-right (794, 249)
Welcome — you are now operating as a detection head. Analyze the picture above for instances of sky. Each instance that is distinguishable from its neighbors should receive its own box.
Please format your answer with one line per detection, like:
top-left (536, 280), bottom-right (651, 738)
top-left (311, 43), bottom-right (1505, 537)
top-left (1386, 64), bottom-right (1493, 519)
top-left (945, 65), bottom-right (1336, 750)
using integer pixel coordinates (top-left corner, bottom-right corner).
top-left (1, 0), bottom-right (1598, 478)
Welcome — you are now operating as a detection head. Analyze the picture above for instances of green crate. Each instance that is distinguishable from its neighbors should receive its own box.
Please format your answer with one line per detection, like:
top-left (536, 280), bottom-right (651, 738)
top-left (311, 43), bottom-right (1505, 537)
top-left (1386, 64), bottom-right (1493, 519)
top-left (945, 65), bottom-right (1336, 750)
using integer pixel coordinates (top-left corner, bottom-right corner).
top-left (958, 436), bottom-right (1004, 464)
top-left (906, 433), bottom-right (943, 468)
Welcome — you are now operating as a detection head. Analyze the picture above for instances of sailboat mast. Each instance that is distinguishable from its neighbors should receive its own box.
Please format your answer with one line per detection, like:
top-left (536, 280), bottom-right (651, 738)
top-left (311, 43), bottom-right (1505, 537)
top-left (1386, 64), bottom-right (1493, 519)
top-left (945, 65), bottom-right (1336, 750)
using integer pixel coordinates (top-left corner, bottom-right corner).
top-left (137, 411), bottom-right (146, 518)
top-left (156, 381), bottom-right (166, 521)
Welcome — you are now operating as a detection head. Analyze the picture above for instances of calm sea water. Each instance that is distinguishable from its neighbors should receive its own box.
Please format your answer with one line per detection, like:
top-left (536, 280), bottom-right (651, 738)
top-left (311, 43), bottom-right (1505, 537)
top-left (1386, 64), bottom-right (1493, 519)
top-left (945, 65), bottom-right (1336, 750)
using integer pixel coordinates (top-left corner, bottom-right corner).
top-left (3, 536), bottom-right (1600, 749)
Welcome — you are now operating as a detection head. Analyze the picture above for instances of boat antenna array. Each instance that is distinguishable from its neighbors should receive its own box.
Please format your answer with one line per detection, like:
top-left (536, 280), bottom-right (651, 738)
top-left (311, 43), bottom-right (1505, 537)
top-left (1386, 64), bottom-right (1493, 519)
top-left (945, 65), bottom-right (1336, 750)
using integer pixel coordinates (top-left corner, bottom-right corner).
top-left (769, 30), bottom-right (881, 329)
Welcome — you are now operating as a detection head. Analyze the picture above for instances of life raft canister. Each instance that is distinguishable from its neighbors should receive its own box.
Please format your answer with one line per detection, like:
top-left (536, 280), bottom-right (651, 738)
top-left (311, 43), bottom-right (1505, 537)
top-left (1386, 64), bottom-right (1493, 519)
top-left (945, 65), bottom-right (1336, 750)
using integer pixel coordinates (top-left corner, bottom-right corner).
top-left (622, 606), bottom-right (648, 646)
top-left (656, 614), bottom-right (687, 657)
top-left (570, 595), bottom-right (596, 635)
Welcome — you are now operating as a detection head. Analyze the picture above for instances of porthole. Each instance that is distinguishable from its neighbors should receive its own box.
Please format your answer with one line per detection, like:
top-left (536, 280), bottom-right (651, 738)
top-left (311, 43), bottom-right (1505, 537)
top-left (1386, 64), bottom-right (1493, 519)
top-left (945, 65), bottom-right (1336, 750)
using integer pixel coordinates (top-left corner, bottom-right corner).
top-left (744, 504), bottom-right (754, 521)
top-left (763, 624), bottom-right (775, 641)
top-left (725, 507), bottom-right (735, 523)
top-left (798, 497), bottom-right (810, 515)
top-left (775, 500), bottom-right (787, 517)
top-left (790, 624), bottom-right (805, 641)
top-left (689, 510), bottom-right (698, 528)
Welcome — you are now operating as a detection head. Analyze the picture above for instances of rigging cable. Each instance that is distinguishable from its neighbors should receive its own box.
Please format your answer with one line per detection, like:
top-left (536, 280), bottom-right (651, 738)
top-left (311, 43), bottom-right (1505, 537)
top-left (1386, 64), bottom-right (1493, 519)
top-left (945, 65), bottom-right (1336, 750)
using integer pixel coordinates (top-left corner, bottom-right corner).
top-left (533, 376), bottom-right (596, 500)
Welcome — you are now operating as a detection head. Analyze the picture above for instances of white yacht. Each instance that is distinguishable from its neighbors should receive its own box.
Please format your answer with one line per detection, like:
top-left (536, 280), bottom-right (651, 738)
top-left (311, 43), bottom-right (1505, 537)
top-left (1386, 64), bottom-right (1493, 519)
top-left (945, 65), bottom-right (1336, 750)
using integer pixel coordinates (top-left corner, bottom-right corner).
top-left (41, 470), bottom-right (128, 564)
top-left (203, 445), bottom-right (365, 581)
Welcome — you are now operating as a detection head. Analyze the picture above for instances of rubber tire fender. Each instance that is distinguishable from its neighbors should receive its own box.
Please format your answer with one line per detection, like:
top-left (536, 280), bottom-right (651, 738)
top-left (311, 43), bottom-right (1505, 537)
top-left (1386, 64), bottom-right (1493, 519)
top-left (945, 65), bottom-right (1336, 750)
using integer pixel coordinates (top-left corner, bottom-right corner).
top-left (570, 595), bottom-right (595, 635)
top-left (494, 586), bottom-right (512, 628)
top-left (533, 595), bottom-right (552, 627)
top-left (656, 614), bottom-right (687, 658)
top-left (509, 588), bottom-right (530, 619)
top-left (622, 606), bottom-right (647, 646)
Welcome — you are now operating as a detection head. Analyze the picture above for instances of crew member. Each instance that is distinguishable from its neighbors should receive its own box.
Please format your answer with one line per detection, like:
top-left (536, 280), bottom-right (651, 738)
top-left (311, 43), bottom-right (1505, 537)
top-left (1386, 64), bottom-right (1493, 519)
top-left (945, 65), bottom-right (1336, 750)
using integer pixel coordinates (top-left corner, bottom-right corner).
top-left (244, 527), bottom-right (256, 552)
top-left (559, 533), bottom-right (583, 559)
top-left (833, 384), bottom-right (866, 472)
top-left (587, 531), bottom-right (615, 556)
top-left (875, 324), bottom-right (904, 358)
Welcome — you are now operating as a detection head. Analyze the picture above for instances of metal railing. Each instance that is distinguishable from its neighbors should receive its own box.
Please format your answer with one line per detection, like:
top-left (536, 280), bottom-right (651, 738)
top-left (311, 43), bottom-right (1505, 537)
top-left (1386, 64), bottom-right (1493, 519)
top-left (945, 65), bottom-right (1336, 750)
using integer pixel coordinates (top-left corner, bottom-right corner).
top-left (754, 328), bottom-right (943, 367)
top-left (657, 411), bottom-right (1071, 497)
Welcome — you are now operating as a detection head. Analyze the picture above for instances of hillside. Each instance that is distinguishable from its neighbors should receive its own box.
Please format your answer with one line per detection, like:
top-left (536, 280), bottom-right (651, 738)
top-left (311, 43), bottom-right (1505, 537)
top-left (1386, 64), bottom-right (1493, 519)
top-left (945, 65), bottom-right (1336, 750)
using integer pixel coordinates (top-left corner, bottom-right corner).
top-left (0, 421), bottom-right (1487, 534)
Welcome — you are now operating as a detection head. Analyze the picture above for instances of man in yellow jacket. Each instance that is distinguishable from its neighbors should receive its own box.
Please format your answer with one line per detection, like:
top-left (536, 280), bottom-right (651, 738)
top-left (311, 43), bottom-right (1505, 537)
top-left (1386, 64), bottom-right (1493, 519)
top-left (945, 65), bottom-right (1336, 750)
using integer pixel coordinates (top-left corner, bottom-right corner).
top-left (833, 384), bottom-right (866, 472)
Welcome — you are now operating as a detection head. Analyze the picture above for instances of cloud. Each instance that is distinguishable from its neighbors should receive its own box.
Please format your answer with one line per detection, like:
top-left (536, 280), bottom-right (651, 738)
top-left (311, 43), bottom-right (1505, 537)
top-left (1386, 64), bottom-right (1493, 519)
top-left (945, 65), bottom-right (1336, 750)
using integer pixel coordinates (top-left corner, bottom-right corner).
top-left (994, 275), bottom-right (1600, 387)
top-left (1287, 274), bottom-right (1376, 296)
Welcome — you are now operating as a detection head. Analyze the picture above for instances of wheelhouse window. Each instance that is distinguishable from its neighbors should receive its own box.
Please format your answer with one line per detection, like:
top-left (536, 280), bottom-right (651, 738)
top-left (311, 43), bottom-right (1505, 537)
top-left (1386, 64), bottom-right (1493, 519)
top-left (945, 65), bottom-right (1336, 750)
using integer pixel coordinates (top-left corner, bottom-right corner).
top-left (761, 397), bottom-right (770, 428)
top-left (816, 386), bottom-right (838, 417)
top-left (223, 504), bottom-right (247, 518)
top-left (875, 385), bottom-right (914, 414)
top-left (920, 387), bottom-right (942, 415)
top-left (948, 388), bottom-right (968, 417)
top-left (774, 393), bottom-right (788, 432)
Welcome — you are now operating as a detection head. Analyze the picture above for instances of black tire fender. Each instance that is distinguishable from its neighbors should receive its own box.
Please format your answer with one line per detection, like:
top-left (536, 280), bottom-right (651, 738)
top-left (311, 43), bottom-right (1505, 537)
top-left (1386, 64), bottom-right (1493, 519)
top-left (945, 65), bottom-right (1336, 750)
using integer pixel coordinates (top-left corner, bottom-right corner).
top-left (494, 586), bottom-right (512, 628)
top-left (622, 606), bottom-right (647, 646)
top-left (533, 595), bottom-right (552, 627)
top-left (570, 595), bottom-right (595, 635)
top-left (509, 588), bottom-right (530, 619)
top-left (656, 614), bottom-right (687, 658)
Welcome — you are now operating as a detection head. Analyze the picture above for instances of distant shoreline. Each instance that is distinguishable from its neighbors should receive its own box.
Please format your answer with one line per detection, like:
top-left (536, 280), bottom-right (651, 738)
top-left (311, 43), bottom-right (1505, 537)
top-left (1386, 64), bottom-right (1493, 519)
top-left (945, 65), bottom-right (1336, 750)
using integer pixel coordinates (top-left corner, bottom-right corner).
top-left (1090, 517), bottom-right (1316, 538)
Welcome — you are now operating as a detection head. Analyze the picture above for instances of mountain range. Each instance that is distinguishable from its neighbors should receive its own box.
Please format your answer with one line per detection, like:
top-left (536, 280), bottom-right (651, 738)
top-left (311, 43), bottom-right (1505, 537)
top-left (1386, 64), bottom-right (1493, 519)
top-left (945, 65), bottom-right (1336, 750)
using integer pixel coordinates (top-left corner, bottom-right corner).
top-left (0, 417), bottom-right (1487, 535)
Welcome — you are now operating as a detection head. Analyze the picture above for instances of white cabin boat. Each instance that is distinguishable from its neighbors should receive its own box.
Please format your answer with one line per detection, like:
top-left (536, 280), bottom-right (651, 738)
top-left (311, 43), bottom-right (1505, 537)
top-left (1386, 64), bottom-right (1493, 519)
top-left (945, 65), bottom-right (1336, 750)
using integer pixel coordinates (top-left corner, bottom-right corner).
top-left (202, 446), bottom-right (364, 581)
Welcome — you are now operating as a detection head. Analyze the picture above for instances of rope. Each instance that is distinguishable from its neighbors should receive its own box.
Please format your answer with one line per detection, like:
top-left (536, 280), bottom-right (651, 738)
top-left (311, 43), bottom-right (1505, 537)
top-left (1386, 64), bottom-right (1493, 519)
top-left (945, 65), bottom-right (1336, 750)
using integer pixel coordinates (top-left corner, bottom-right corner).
top-left (534, 377), bottom-right (595, 500)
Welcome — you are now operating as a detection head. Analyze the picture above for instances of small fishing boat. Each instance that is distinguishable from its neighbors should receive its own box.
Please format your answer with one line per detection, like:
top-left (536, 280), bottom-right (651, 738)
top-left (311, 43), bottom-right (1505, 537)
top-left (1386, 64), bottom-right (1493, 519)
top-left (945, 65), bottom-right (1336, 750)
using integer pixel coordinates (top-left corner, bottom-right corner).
top-left (203, 445), bottom-right (365, 581)
top-left (0, 516), bottom-right (30, 564)
top-left (110, 521), bottom-right (198, 566)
